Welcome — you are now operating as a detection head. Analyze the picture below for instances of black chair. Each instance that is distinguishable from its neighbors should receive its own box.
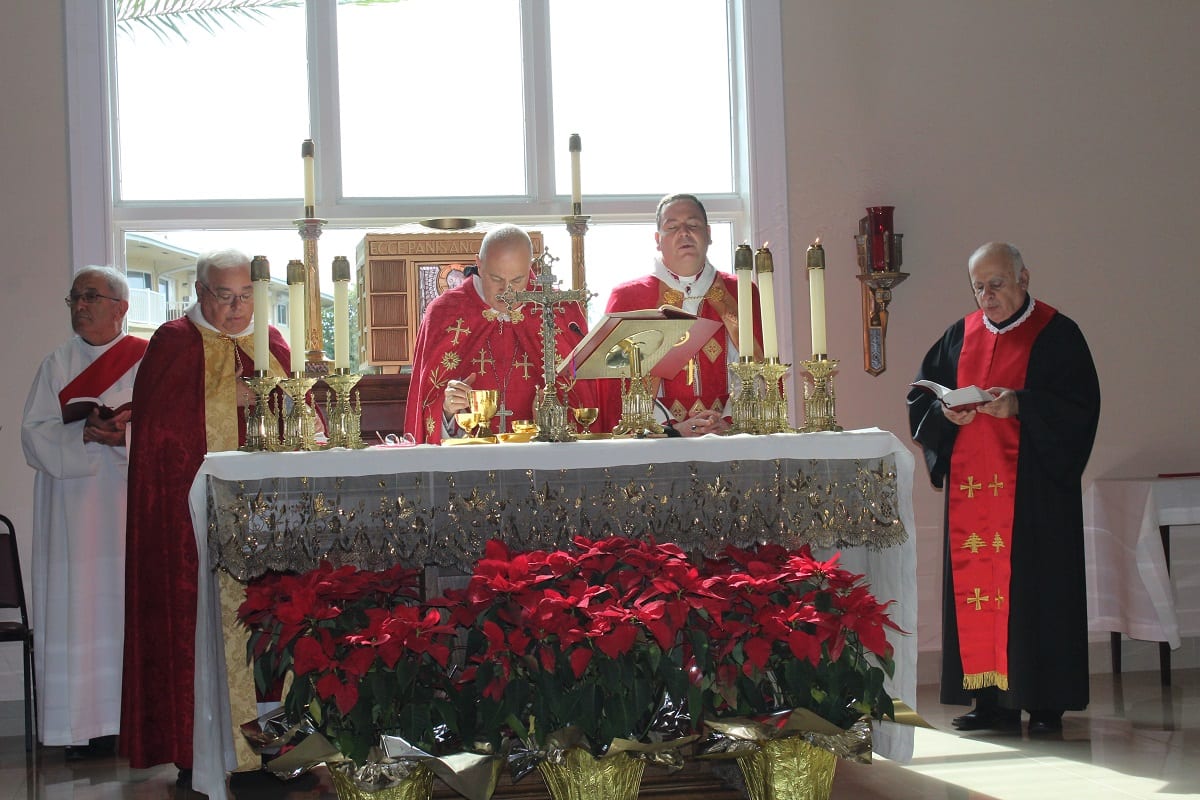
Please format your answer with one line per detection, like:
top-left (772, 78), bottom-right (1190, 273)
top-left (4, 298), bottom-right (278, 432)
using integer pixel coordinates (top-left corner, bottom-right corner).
top-left (0, 514), bottom-right (37, 752)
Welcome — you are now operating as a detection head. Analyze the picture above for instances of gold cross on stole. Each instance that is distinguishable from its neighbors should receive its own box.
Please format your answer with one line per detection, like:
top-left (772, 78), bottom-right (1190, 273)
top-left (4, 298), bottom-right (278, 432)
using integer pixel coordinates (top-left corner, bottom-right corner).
top-left (966, 588), bottom-right (990, 611)
top-left (960, 475), bottom-right (983, 498)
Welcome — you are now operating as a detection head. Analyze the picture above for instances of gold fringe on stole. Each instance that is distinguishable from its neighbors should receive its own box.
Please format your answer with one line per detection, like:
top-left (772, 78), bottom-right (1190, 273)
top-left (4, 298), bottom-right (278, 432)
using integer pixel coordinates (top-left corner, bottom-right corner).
top-left (962, 670), bottom-right (1009, 691)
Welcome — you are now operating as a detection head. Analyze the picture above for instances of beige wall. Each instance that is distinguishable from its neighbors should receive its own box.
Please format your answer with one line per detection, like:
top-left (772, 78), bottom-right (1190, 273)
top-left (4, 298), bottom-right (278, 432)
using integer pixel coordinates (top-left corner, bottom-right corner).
top-left (1, 0), bottom-right (1197, 702)
top-left (0, 1), bottom-right (71, 701)
top-left (779, 0), bottom-right (1200, 672)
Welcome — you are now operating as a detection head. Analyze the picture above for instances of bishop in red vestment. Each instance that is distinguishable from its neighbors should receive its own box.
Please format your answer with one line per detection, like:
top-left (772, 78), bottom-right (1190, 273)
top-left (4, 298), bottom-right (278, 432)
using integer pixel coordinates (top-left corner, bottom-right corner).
top-left (603, 194), bottom-right (762, 436)
top-left (121, 250), bottom-right (290, 778)
top-left (908, 242), bottom-right (1099, 735)
top-left (405, 225), bottom-right (597, 443)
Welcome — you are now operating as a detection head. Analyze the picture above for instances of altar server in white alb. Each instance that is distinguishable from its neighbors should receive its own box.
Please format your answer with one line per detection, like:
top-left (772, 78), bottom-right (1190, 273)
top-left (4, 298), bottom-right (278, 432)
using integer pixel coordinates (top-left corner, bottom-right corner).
top-left (21, 266), bottom-right (147, 757)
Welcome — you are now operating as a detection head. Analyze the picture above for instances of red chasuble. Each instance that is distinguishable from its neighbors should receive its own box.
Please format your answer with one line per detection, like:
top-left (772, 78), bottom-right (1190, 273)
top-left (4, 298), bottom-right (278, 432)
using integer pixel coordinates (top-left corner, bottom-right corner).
top-left (949, 302), bottom-right (1055, 691)
top-left (604, 272), bottom-right (762, 423)
top-left (404, 278), bottom-right (597, 444)
top-left (121, 317), bottom-right (289, 770)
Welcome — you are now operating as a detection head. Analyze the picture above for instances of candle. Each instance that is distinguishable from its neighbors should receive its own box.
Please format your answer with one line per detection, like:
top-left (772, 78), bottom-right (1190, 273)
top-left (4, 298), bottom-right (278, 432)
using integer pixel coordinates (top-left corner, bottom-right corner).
top-left (302, 139), bottom-right (316, 212)
top-left (286, 259), bottom-right (306, 374)
top-left (734, 244), bottom-right (754, 358)
top-left (806, 240), bottom-right (827, 356)
top-left (250, 256), bottom-right (271, 372)
top-left (332, 255), bottom-right (351, 370)
top-left (755, 244), bottom-right (778, 360)
top-left (569, 133), bottom-right (582, 213)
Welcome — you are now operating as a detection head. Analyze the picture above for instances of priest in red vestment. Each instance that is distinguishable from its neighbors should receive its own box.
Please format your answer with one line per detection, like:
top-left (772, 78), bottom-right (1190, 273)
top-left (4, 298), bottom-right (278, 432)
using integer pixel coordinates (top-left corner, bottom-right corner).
top-left (908, 242), bottom-right (1099, 735)
top-left (404, 225), bottom-right (597, 443)
top-left (603, 194), bottom-right (762, 436)
top-left (121, 249), bottom-right (290, 783)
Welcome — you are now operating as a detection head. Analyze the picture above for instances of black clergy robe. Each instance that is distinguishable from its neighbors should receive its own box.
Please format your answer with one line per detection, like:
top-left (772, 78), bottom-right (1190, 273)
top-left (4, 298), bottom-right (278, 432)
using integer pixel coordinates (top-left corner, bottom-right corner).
top-left (907, 300), bottom-right (1100, 711)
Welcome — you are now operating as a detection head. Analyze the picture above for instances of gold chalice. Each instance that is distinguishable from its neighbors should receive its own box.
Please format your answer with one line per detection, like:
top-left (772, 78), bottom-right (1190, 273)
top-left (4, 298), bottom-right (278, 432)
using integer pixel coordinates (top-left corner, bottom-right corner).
top-left (455, 410), bottom-right (479, 438)
top-left (572, 407), bottom-right (599, 434)
top-left (469, 389), bottom-right (499, 437)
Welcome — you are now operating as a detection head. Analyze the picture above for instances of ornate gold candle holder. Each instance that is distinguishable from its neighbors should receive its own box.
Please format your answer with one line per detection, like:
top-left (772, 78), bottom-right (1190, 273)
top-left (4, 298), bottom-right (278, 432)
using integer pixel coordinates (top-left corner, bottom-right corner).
top-left (760, 358), bottom-right (793, 434)
top-left (321, 369), bottom-right (367, 449)
top-left (279, 374), bottom-right (321, 451)
top-left (729, 357), bottom-right (763, 435)
top-left (241, 371), bottom-right (281, 452)
top-left (294, 215), bottom-right (330, 374)
top-left (563, 214), bottom-right (591, 294)
top-left (800, 356), bottom-right (843, 433)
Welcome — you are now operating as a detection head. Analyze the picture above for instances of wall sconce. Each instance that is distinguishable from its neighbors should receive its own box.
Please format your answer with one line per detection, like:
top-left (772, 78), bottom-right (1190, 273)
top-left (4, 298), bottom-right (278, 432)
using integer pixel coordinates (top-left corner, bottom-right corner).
top-left (854, 206), bottom-right (908, 376)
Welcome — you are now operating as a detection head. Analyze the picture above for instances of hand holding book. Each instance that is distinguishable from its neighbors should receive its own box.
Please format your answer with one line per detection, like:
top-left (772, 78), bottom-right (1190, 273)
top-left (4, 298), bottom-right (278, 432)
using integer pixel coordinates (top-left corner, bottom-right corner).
top-left (910, 380), bottom-right (997, 412)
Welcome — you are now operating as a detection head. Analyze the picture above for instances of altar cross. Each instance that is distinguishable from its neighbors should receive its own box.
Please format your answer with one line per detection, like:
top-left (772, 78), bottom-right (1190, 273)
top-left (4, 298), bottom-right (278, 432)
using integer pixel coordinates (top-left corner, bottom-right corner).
top-left (501, 248), bottom-right (592, 395)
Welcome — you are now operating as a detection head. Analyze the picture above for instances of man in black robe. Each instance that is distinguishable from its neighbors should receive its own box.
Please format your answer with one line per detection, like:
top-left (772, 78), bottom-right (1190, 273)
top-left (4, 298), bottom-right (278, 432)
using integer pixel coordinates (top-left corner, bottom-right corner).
top-left (908, 242), bottom-right (1100, 734)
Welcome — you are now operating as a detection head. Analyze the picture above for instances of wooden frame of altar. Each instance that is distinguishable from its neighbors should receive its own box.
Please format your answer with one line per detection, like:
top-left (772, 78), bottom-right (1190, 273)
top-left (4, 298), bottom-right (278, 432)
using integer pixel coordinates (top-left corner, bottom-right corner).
top-left (187, 429), bottom-right (919, 800)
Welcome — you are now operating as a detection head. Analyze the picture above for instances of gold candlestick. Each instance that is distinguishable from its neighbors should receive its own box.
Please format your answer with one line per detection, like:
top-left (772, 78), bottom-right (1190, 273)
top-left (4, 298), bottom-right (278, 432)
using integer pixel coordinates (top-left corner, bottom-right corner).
top-left (564, 214), bottom-right (590, 294)
top-left (279, 374), bottom-right (321, 451)
top-left (294, 216), bottom-right (330, 374)
top-left (760, 357), bottom-right (793, 433)
top-left (729, 357), bottom-right (763, 435)
top-left (241, 371), bottom-right (281, 452)
top-left (800, 356), bottom-right (843, 433)
top-left (322, 369), bottom-right (367, 449)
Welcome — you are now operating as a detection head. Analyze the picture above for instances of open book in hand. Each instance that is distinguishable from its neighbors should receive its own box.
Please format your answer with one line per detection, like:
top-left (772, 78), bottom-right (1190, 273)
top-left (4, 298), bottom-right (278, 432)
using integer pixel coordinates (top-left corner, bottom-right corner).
top-left (910, 380), bottom-right (996, 411)
top-left (61, 388), bottom-right (133, 425)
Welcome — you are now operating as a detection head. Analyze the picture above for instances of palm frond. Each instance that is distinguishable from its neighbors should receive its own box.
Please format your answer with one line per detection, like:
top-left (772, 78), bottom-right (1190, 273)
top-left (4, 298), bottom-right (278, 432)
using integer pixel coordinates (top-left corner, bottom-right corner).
top-left (116, 0), bottom-right (303, 42)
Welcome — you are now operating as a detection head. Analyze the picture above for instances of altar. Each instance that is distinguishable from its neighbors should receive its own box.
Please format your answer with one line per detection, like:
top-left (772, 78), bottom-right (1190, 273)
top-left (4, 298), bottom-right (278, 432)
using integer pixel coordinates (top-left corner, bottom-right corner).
top-left (187, 428), bottom-right (919, 800)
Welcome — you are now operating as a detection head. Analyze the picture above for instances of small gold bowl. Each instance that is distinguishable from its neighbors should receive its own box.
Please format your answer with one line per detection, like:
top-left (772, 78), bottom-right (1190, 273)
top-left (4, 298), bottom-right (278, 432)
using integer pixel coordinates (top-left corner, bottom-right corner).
top-left (511, 420), bottom-right (538, 435)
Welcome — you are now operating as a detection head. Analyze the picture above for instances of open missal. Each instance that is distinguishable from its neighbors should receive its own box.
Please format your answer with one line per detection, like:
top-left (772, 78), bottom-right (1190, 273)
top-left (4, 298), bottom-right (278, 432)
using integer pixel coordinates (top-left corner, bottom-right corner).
top-left (557, 306), bottom-right (722, 381)
top-left (910, 380), bottom-right (996, 411)
top-left (61, 388), bottom-right (133, 425)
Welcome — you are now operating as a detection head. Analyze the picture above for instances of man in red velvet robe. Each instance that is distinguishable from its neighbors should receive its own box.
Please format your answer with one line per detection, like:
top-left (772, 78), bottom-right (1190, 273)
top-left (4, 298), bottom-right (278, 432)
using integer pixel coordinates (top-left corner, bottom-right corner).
top-left (121, 249), bottom-right (290, 784)
top-left (404, 225), bottom-right (596, 443)
top-left (603, 194), bottom-right (762, 436)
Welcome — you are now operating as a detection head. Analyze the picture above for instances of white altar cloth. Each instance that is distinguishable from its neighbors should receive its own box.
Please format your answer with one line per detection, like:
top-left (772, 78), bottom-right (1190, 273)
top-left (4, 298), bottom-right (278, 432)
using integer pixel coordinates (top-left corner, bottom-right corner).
top-left (1084, 476), bottom-right (1200, 648)
top-left (188, 429), bottom-right (918, 800)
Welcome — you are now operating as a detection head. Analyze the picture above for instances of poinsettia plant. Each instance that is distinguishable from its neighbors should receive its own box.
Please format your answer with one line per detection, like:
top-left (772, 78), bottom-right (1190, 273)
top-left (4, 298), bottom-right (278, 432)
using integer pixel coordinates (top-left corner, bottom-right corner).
top-left (445, 536), bottom-right (712, 754)
top-left (693, 543), bottom-right (901, 730)
top-left (238, 562), bottom-right (460, 765)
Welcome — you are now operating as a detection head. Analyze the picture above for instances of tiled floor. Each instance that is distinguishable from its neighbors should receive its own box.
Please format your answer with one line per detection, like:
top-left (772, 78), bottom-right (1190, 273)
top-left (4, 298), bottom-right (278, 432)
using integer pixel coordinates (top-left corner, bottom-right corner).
top-left (3, 668), bottom-right (1196, 799)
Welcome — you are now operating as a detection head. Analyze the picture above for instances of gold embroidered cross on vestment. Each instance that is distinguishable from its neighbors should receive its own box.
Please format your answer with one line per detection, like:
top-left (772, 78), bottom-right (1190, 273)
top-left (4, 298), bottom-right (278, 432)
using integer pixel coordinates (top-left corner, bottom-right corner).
top-left (966, 588), bottom-right (990, 611)
top-left (960, 475), bottom-right (982, 498)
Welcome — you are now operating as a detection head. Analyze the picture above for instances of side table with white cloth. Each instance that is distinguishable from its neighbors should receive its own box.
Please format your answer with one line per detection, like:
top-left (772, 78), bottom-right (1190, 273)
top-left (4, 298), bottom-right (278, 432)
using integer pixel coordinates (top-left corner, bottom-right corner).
top-left (1084, 475), bottom-right (1200, 685)
top-left (187, 428), bottom-right (919, 800)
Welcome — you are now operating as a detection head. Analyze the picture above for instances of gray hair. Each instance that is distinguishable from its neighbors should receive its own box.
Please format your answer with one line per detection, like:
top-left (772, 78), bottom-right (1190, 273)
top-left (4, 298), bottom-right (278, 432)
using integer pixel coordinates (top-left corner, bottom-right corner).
top-left (196, 248), bottom-right (252, 284)
top-left (73, 265), bottom-right (129, 301)
top-left (478, 225), bottom-right (533, 264)
top-left (656, 193), bottom-right (708, 230)
top-left (968, 242), bottom-right (1026, 279)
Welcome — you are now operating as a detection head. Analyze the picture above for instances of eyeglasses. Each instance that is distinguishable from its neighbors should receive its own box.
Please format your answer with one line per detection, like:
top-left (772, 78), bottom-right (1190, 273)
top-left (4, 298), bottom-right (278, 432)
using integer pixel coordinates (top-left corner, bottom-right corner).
top-left (65, 290), bottom-right (121, 306)
top-left (199, 282), bottom-right (254, 307)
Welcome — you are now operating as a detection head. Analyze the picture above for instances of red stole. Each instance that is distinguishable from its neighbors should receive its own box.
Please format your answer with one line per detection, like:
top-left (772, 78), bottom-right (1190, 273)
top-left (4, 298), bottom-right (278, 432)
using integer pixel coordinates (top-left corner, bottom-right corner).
top-left (58, 335), bottom-right (148, 422)
top-left (950, 301), bottom-right (1055, 690)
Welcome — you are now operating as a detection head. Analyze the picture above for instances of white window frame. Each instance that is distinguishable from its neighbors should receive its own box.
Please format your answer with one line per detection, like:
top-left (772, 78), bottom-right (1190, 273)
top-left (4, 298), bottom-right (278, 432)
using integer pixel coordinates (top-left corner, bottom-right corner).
top-left (65, 0), bottom-right (792, 362)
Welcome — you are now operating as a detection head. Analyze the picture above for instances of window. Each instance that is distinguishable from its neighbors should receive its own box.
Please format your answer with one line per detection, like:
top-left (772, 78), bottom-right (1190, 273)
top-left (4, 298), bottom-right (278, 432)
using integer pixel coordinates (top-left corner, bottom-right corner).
top-left (275, 302), bottom-right (289, 327)
top-left (67, 0), bottom-right (789, 354)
